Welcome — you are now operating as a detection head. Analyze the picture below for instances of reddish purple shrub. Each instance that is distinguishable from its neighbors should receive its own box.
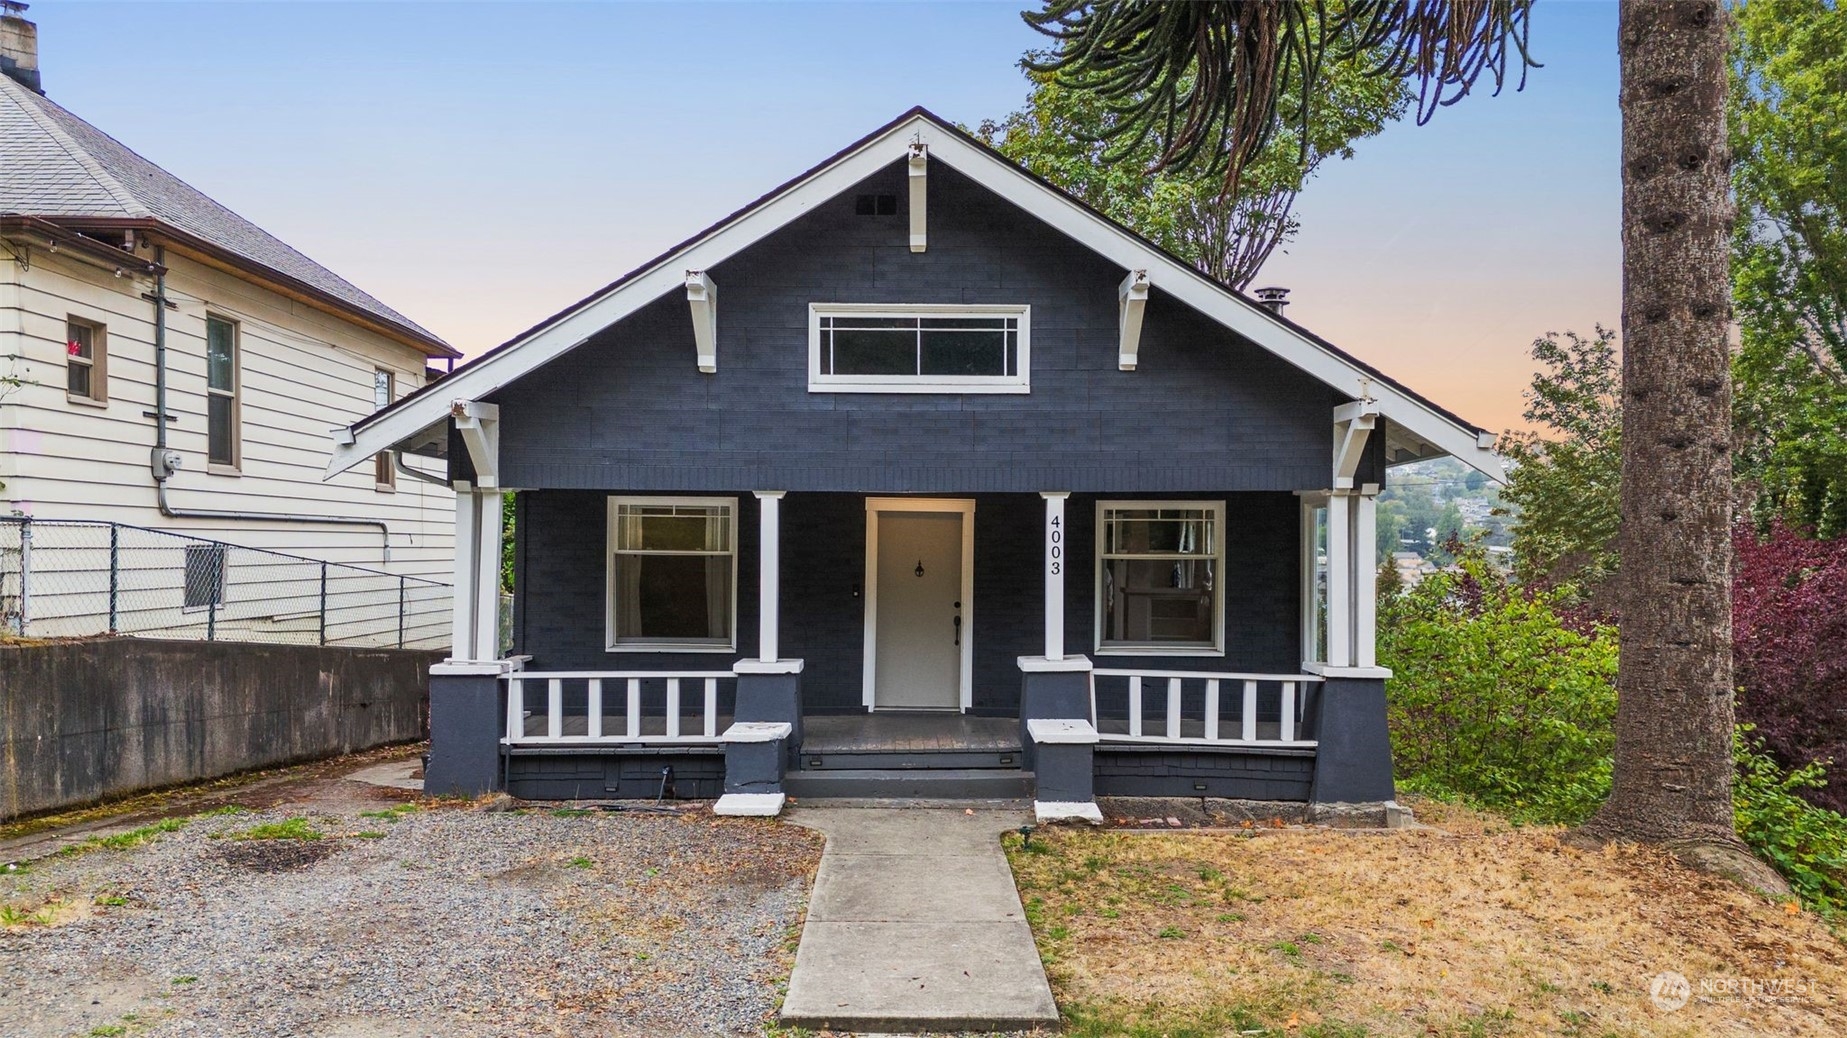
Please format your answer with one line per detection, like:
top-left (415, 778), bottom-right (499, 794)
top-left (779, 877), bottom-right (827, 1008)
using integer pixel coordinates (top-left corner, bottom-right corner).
top-left (1734, 520), bottom-right (1847, 812)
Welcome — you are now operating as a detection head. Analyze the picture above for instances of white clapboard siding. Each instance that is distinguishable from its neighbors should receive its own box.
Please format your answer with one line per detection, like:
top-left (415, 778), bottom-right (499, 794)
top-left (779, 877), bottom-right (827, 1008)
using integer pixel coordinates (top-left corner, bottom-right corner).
top-left (0, 247), bottom-right (454, 584)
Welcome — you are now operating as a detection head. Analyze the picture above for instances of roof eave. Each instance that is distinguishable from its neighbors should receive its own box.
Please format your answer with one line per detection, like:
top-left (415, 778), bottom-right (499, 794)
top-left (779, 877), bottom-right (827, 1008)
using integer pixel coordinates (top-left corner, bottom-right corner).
top-left (55, 216), bottom-right (459, 360)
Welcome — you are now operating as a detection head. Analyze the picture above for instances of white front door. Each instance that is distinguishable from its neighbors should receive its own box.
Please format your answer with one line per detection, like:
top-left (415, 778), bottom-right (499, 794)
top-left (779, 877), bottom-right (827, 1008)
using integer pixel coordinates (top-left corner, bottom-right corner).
top-left (865, 501), bottom-right (972, 711)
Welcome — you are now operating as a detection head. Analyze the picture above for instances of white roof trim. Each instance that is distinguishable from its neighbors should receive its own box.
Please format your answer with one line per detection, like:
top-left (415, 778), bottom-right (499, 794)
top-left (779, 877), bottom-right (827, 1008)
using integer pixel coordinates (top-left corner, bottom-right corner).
top-left (327, 113), bottom-right (1504, 483)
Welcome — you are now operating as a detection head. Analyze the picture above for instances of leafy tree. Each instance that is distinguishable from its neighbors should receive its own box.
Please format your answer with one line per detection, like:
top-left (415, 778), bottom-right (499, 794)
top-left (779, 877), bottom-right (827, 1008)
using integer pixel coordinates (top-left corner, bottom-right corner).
top-left (1734, 519), bottom-right (1847, 812)
top-left (976, 43), bottom-right (1406, 288)
top-left (1730, 0), bottom-right (1847, 537)
top-left (1025, 0), bottom-right (1781, 888)
top-left (1498, 328), bottom-right (1622, 595)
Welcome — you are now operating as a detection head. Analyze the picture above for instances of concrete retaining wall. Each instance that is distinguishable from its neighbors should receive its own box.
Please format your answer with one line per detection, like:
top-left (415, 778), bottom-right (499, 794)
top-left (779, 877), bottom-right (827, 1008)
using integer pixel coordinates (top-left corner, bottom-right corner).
top-left (1, 636), bottom-right (438, 820)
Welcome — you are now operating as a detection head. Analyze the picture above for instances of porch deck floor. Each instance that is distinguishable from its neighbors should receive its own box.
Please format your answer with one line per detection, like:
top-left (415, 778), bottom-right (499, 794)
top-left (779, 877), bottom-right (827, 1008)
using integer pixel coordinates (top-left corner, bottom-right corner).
top-left (801, 713), bottom-right (1021, 755)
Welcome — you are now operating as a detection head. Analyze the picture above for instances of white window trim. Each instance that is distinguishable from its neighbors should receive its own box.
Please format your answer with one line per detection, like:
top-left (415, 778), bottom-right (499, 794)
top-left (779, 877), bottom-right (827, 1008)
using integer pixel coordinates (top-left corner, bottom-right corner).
top-left (605, 495), bottom-right (740, 654)
top-left (807, 303), bottom-right (1030, 394)
top-left (1093, 499), bottom-right (1227, 658)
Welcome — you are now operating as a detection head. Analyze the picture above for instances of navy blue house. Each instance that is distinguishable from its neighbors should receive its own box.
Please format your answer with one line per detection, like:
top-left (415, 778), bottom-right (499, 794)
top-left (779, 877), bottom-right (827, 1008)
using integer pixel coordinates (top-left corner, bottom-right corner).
top-left (329, 109), bottom-right (1503, 821)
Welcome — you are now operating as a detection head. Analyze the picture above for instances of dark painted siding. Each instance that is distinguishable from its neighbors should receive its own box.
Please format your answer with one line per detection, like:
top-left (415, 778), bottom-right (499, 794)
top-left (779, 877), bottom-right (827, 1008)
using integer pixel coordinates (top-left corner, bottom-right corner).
top-left (514, 489), bottom-right (1300, 714)
top-left (491, 159), bottom-right (1343, 493)
top-left (1094, 747), bottom-right (1314, 801)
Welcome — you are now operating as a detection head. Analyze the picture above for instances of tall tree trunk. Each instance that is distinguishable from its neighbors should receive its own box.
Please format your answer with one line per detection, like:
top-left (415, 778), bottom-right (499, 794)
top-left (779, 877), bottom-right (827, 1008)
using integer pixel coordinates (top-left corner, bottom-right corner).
top-left (1580, 0), bottom-right (1783, 891)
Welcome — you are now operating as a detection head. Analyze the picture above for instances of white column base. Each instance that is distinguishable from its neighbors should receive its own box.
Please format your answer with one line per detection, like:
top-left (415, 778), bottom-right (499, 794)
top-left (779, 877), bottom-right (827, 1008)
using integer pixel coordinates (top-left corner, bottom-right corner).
top-left (714, 792), bottom-right (787, 817)
top-left (1034, 801), bottom-right (1104, 825)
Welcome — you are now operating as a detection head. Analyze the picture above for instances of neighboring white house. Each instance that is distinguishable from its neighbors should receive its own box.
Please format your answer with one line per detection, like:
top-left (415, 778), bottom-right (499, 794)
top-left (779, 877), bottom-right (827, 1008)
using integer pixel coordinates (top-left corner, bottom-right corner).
top-left (0, 6), bottom-right (456, 645)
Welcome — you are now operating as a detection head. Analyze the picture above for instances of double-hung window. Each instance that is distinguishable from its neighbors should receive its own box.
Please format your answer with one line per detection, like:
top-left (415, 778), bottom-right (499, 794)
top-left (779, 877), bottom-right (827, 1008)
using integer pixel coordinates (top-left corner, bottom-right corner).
top-left (66, 318), bottom-right (106, 402)
top-left (607, 497), bottom-right (738, 652)
top-left (809, 304), bottom-right (1029, 392)
top-left (205, 315), bottom-right (240, 469)
top-left (1096, 501), bottom-right (1226, 654)
top-left (372, 368), bottom-right (396, 490)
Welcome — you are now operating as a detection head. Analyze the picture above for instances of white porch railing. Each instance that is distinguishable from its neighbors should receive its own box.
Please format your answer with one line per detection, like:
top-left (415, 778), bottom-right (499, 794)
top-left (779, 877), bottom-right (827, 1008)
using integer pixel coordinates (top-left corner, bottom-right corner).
top-left (502, 670), bottom-right (736, 746)
top-left (1089, 669), bottom-right (1322, 748)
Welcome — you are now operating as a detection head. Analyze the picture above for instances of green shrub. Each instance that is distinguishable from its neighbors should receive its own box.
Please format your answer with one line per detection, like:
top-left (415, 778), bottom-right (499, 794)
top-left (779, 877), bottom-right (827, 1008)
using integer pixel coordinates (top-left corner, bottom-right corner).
top-left (1734, 726), bottom-right (1847, 913)
top-left (1379, 552), bottom-right (1617, 825)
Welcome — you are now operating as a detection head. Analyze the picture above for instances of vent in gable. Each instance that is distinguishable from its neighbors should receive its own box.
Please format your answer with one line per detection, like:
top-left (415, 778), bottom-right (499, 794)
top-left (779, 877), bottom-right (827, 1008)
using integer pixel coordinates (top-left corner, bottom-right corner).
top-left (854, 193), bottom-right (898, 216)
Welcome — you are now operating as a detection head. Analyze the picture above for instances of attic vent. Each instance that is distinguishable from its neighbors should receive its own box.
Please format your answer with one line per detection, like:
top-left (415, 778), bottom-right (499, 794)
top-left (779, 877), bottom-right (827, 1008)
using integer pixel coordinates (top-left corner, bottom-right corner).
top-left (855, 193), bottom-right (898, 216)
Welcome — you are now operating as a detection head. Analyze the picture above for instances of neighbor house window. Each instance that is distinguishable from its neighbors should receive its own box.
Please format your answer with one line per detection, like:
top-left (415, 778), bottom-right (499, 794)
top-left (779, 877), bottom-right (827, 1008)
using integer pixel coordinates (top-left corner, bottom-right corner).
top-left (1096, 501), bottom-right (1226, 654)
top-left (372, 368), bottom-right (395, 490)
top-left (205, 315), bottom-right (239, 468)
top-left (183, 542), bottom-right (226, 610)
top-left (66, 318), bottom-right (106, 402)
top-left (808, 304), bottom-right (1029, 392)
top-left (607, 497), bottom-right (737, 651)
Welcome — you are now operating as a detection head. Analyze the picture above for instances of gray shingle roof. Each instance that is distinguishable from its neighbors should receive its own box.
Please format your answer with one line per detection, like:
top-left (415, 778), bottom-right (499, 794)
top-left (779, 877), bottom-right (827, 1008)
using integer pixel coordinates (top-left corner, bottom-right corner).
top-left (0, 74), bottom-right (450, 352)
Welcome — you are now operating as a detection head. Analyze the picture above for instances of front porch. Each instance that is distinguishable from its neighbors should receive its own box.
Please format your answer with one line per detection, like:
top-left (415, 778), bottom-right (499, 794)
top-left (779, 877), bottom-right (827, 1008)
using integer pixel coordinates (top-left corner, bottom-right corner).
top-left (428, 480), bottom-right (1397, 819)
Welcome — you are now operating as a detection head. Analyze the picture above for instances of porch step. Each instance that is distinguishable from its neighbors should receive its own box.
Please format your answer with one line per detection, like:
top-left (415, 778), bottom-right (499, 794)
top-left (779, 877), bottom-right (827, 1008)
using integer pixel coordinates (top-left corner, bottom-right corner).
top-left (785, 768), bottom-right (1035, 800)
top-left (800, 750), bottom-right (1022, 771)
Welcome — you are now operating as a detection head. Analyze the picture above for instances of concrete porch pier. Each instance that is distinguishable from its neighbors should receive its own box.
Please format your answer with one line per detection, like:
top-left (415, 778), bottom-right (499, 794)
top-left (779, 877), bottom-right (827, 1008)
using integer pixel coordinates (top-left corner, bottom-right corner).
top-left (779, 806), bottom-right (1059, 1032)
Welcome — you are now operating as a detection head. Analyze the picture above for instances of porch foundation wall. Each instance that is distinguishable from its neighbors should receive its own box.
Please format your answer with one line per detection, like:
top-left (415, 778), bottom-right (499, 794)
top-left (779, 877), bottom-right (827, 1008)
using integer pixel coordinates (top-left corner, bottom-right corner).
top-left (504, 751), bottom-right (726, 800)
top-left (1093, 747), bottom-right (1315, 801)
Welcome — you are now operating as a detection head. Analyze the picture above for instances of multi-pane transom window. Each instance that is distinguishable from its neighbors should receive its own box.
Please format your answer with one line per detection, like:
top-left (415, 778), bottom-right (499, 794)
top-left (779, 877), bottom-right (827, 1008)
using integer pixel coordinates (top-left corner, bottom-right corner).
top-left (1096, 501), bottom-right (1226, 654)
top-left (205, 315), bottom-right (239, 468)
top-left (66, 318), bottom-right (105, 401)
top-left (809, 305), bottom-right (1030, 392)
top-left (607, 498), bottom-right (738, 651)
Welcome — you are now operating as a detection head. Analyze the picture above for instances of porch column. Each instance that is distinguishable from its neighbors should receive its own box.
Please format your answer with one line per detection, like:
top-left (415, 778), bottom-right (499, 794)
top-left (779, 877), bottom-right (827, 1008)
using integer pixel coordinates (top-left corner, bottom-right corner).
top-left (754, 491), bottom-right (784, 663)
top-left (472, 489), bottom-right (503, 661)
top-left (1354, 489), bottom-right (1378, 668)
top-left (449, 484), bottom-right (479, 658)
top-left (1041, 491), bottom-right (1068, 661)
top-left (1326, 491), bottom-right (1352, 668)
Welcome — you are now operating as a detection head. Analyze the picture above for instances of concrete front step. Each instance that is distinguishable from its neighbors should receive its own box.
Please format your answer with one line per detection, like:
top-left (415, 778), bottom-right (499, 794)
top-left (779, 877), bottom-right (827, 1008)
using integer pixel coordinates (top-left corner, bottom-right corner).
top-left (784, 768), bottom-right (1035, 799)
top-left (800, 749), bottom-right (1023, 771)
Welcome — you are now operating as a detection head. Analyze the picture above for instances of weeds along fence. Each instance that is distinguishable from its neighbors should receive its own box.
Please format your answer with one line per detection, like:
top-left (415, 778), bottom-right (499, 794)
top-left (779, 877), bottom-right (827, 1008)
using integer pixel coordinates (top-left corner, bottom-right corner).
top-left (0, 517), bottom-right (450, 650)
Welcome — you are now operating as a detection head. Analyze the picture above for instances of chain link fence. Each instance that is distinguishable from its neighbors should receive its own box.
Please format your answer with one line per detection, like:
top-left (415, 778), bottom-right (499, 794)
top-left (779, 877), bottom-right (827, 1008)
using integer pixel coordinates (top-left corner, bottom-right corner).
top-left (0, 517), bottom-right (450, 650)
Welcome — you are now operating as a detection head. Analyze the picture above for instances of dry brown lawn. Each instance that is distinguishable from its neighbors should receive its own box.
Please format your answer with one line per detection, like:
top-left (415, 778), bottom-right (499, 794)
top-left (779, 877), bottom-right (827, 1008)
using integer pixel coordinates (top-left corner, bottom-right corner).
top-left (1005, 802), bottom-right (1847, 1037)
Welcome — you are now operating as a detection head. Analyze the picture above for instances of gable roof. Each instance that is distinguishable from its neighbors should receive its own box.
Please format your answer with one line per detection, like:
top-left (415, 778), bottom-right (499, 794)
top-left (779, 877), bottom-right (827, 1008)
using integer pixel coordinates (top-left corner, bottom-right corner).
top-left (0, 73), bottom-right (455, 357)
top-left (328, 106), bottom-right (1504, 481)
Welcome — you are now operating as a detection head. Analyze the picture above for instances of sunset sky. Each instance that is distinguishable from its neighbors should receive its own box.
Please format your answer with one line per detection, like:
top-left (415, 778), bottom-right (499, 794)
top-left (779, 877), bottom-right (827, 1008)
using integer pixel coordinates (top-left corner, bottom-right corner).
top-left (33, 0), bottom-right (1622, 434)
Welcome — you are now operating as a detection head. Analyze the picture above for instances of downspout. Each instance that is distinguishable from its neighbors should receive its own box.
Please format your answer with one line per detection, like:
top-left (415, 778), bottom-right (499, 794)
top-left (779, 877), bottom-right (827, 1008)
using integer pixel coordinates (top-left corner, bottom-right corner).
top-left (147, 241), bottom-right (393, 560)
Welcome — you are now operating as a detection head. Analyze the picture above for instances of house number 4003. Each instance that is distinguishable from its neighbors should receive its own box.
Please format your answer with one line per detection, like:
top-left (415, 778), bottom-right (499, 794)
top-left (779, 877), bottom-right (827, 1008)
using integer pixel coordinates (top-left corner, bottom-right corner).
top-left (1048, 516), bottom-right (1062, 576)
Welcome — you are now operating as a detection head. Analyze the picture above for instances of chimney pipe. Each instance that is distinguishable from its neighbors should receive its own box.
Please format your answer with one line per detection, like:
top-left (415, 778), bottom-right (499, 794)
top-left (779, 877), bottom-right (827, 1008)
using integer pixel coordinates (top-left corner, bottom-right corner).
top-left (1254, 286), bottom-right (1290, 316)
top-left (1, 1), bottom-right (38, 93)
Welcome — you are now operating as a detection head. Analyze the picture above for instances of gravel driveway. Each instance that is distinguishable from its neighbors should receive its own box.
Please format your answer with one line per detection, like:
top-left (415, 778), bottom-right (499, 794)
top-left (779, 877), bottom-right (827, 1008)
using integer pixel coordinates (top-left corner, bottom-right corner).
top-left (0, 780), bottom-right (823, 1038)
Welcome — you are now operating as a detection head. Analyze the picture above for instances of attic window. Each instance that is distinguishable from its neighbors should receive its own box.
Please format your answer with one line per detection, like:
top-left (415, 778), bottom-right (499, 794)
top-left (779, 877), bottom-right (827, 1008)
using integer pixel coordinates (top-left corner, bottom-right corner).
top-left (854, 194), bottom-right (898, 216)
top-left (808, 304), bottom-right (1031, 394)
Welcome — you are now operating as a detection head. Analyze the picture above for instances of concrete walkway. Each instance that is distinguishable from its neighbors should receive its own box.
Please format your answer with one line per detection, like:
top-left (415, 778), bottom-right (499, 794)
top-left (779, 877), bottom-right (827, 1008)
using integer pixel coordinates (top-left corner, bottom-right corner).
top-left (780, 806), bottom-right (1060, 1033)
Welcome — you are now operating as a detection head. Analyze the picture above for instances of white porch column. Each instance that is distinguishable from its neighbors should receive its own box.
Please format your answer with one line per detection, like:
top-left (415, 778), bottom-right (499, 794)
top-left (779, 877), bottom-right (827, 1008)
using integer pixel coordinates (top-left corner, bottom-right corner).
top-left (1041, 492), bottom-right (1069, 661)
top-left (754, 491), bottom-right (784, 664)
top-left (449, 484), bottom-right (479, 659)
top-left (1354, 489), bottom-right (1379, 668)
top-left (471, 489), bottom-right (503, 662)
top-left (1326, 492), bottom-right (1353, 668)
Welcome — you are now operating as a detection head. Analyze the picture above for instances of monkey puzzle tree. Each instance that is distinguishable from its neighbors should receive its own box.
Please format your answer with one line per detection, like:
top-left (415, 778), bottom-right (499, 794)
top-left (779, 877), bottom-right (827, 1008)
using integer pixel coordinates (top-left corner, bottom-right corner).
top-left (1023, 0), bottom-right (1784, 887)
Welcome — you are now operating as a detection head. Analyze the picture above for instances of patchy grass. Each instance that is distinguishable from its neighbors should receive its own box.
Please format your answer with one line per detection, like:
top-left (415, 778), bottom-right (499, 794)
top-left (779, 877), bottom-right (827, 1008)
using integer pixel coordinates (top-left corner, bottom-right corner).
top-left (357, 803), bottom-right (418, 823)
top-left (1005, 803), bottom-right (1847, 1037)
top-left (58, 818), bottom-right (187, 858)
top-left (0, 903), bottom-right (55, 926)
top-left (230, 818), bottom-right (322, 842)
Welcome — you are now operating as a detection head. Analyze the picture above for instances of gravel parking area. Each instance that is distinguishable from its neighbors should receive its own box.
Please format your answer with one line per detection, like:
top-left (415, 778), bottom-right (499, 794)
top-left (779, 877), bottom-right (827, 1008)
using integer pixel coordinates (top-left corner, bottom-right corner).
top-left (0, 780), bottom-right (823, 1038)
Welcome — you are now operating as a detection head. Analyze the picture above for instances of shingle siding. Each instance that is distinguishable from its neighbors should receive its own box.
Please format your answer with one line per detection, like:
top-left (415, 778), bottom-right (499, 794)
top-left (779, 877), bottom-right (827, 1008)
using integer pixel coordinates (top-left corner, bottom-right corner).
top-left (491, 159), bottom-right (1339, 493)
